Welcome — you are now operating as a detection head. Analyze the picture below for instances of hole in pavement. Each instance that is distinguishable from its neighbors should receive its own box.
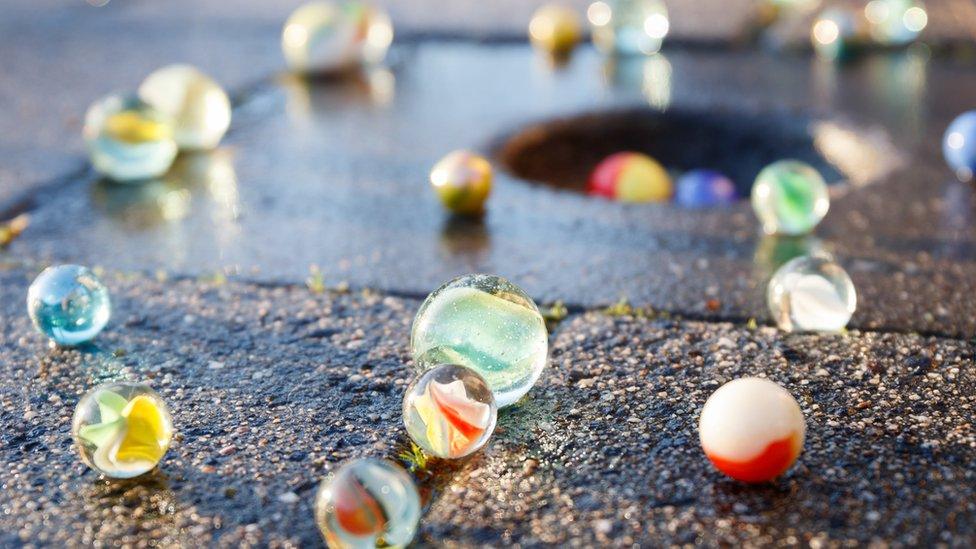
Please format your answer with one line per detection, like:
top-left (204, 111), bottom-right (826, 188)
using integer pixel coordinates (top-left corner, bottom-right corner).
top-left (494, 107), bottom-right (848, 199)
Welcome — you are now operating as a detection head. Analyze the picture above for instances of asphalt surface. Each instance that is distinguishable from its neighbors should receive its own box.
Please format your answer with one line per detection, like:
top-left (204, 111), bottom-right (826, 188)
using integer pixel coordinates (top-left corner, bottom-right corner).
top-left (0, 267), bottom-right (973, 547)
top-left (2, 0), bottom-right (976, 547)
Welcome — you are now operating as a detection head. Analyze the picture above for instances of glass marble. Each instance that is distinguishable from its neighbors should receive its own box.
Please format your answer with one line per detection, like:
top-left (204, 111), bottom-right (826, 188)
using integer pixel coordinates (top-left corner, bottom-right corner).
top-left (864, 0), bottom-right (927, 46)
top-left (942, 110), bottom-right (976, 181)
top-left (83, 94), bottom-right (178, 182)
top-left (429, 151), bottom-right (493, 215)
top-left (811, 7), bottom-right (868, 61)
top-left (72, 382), bottom-right (173, 479)
top-left (282, 1), bottom-right (394, 74)
top-left (751, 160), bottom-right (829, 236)
top-left (588, 151), bottom-right (672, 202)
top-left (767, 255), bottom-right (856, 333)
top-left (588, 0), bottom-right (669, 56)
top-left (411, 274), bottom-right (548, 408)
top-left (27, 265), bottom-right (111, 346)
top-left (315, 458), bottom-right (421, 548)
top-left (676, 169), bottom-right (738, 208)
top-left (139, 64), bottom-right (232, 151)
top-left (699, 377), bottom-right (805, 483)
top-left (529, 4), bottom-right (583, 56)
top-left (402, 364), bottom-right (497, 459)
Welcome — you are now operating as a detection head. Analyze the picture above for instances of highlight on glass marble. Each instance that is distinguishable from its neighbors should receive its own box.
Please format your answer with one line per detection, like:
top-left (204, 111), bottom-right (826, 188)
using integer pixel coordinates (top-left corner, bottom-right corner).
top-left (587, 151), bottom-right (673, 202)
top-left (314, 458), bottom-right (421, 548)
top-left (588, 0), bottom-right (670, 56)
top-left (138, 64), bottom-right (232, 151)
top-left (767, 254), bottom-right (856, 333)
top-left (864, 0), bottom-right (927, 46)
top-left (429, 150), bottom-right (493, 215)
top-left (402, 364), bottom-right (497, 459)
top-left (83, 94), bottom-right (178, 182)
top-left (811, 7), bottom-right (869, 61)
top-left (675, 169), bottom-right (738, 208)
top-left (750, 159), bottom-right (829, 236)
top-left (529, 4), bottom-right (583, 57)
top-left (699, 377), bottom-right (805, 483)
top-left (282, 1), bottom-right (394, 75)
top-left (411, 274), bottom-right (548, 408)
top-left (72, 382), bottom-right (173, 479)
top-left (943, 110), bottom-right (976, 181)
top-left (27, 265), bottom-right (111, 346)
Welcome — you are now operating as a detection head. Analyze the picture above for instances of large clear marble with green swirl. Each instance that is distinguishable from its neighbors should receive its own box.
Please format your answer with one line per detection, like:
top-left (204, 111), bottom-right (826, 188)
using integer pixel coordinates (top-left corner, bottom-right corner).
top-left (410, 275), bottom-right (548, 408)
top-left (750, 160), bottom-right (830, 236)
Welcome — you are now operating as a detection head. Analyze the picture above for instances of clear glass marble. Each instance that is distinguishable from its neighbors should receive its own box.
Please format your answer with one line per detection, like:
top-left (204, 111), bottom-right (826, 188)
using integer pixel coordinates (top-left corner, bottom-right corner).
top-left (72, 382), bottom-right (173, 478)
top-left (943, 110), bottom-right (976, 181)
top-left (139, 64), bottom-right (232, 150)
top-left (315, 458), bottom-right (421, 548)
top-left (83, 94), bottom-right (178, 182)
top-left (588, 0), bottom-right (669, 56)
top-left (751, 160), bottom-right (830, 236)
top-left (529, 4), bottom-right (582, 56)
top-left (864, 0), bottom-right (927, 46)
top-left (411, 275), bottom-right (548, 408)
top-left (402, 364), bottom-right (497, 459)
top-left (27, 265), bottom-right (111, 346)
top-left (282, 1), bottom-right (394, 74)
top-left (429, 151), bottom-right (493, 215)
top-left (767, 255), bottom-right (856, 333)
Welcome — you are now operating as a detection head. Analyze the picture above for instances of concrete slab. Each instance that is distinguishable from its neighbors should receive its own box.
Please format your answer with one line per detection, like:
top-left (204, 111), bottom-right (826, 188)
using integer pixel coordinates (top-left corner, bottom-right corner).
top-left (10, 44), bottom-right (976, 336)
top-left (0, 267), bottom-right (972, 546)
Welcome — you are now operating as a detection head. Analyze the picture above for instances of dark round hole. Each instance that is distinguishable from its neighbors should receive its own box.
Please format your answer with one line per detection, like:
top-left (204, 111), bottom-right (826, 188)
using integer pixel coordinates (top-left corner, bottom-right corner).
top-left (493, 107), bottom-right (846, 198)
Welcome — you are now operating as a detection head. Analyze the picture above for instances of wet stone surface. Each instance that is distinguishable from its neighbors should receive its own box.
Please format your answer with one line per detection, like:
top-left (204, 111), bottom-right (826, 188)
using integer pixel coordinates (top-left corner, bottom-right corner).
top-left (9, 43), bottom-right (976, 337)
top-left (0, 267), bottom-right (973, 547)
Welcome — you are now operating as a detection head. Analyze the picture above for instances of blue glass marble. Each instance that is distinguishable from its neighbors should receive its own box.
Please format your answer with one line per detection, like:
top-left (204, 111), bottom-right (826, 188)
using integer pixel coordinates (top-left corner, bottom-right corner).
top-left (676, 169), bottom-right (738, 208)
top-left (27, 265), bottom-right (111, 346)
top-left (943, 111), bottom-right (976, 180)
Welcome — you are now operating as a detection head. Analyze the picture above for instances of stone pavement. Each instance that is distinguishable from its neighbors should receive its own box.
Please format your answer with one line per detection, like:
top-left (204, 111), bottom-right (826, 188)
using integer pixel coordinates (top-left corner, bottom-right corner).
top-left (12, 42), bottom-right (976, 336)
top-left (1, 268), bottom-right (973, 547)
top-left (2, 0), bottom-right (976, 547)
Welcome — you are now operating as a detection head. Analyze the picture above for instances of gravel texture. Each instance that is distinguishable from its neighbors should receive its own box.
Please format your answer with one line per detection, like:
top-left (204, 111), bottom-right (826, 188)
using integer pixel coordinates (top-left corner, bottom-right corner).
top-left (0, 266), bottom-right (973, 547)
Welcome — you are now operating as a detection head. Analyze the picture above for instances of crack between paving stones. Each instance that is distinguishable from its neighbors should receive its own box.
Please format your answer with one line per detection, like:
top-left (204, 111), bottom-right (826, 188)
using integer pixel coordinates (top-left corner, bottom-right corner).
top-left (0, 254), bottom-right (969, 341)
top-left (0, 163), bottom-right (91, 220)
top-left (125, 269), bottom-right (976, 343)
